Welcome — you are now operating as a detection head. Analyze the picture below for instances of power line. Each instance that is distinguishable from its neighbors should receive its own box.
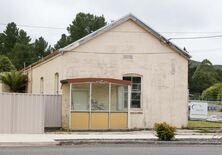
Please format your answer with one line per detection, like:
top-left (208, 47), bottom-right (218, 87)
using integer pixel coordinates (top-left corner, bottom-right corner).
top-left (168, 35), bottom-right (222, 40)
top-left (1, 22), bottom-right (222, 38)
top-left (0, 23), bottom-right (65, 30)
top-left (2, 22), bottom-right (222, 41)
top-left (1, 22), bottom-right (222, 34)
top-left (160, 32), bottom-right (222, 34)
top-left (190, 47), bottom-right (222, 52)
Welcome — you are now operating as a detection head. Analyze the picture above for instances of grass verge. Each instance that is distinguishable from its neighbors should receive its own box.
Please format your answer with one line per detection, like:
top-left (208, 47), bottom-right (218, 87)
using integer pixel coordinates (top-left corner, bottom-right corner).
top-left (188, 120), bottom-right (222, 128)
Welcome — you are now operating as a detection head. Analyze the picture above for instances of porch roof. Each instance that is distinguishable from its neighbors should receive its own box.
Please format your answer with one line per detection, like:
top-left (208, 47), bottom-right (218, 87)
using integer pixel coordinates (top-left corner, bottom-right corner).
top-left (60, 78), bottom-right (131, 85)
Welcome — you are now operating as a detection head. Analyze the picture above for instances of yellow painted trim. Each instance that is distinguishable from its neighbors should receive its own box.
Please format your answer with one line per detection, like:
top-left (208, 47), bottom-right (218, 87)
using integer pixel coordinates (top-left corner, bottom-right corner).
top-left (91, 113), bottom-right (109, 129)
top-left (70, 112), bottom-right (127, 129)
top-left (71, 112), bottom-right (89, 129)
top-left (110, 112), bottom-right (128, 129)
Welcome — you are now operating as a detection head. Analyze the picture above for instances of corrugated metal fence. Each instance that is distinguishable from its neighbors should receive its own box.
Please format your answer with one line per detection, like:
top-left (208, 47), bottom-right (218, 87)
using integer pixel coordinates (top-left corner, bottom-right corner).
top-left (44, 95), bottom-right (62, 128)
top-left (0, 93), bottom-right (62, 134)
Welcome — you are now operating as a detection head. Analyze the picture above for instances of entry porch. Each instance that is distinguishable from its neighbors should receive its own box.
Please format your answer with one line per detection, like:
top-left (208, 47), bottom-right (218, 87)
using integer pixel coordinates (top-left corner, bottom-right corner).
top-left (61, 78), bottom-right (132, 130)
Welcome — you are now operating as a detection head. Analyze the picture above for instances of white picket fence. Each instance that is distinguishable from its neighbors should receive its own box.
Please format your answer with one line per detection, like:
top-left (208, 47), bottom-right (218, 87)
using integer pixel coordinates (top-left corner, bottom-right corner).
top-left (0, 93), bottom-right (62, 134)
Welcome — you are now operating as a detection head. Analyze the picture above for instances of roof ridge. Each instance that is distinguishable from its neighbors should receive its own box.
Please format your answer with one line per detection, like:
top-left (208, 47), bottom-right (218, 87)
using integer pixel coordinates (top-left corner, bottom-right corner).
top-left (23, 13), bottom-right (191, 71)
top-left (59, 13), bottom-right (134, 52)
top-left (59, 13), bottom-right (190, 59)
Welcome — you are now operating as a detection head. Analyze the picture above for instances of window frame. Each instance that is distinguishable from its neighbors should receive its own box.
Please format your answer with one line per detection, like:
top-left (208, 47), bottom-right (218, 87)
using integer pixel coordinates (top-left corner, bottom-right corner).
top-left (123, 74), bottom-right (142, 109)
top-left (54, 73), bottom-right (59, 94)
top-left (40, 77), bottom-right (44, 94)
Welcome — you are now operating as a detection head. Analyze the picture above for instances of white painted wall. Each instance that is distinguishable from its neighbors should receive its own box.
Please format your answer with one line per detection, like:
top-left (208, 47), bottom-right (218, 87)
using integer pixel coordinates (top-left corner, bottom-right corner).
top-left (25, 55), bottom-right (63, 94)
top-left (26, 19), bottom-right (188, 128)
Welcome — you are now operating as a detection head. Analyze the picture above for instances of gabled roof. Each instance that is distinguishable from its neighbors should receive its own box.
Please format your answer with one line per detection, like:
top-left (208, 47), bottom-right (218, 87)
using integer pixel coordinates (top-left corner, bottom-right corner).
top-left (24, 13), bottom-right (191, 71)
top-left (60, 13), bottom-right (191, 59)
top-left (22, 51), bottom-right (60, 71)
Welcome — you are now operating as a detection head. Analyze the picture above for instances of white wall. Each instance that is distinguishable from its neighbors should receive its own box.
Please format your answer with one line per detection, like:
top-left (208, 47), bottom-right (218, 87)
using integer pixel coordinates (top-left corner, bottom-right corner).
top-left (26, 19), bottom-right (188, 128)
top-left (26, 55), bottom-right (63, 94)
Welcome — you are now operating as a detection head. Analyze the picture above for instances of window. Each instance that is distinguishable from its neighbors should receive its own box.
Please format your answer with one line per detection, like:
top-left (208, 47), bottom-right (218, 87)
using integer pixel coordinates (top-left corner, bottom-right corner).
top-left (71, 83), bottom-right (129, 112)
top-left (54, 73), bottom-right (59, 94)
top-left (91, 83), bottom-right (109, 111)
top-left (123, 76), bottom-right (141, 108)
top-left (111, 84), bottom-right (128, 112)
top-left (40, 77), bottom-right (44, 94)
top-left (71, 84), bottom-right (90, 111)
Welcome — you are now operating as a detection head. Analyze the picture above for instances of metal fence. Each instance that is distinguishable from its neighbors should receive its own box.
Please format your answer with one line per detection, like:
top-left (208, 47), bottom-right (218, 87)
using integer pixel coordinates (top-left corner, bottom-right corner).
top-left (0, 93), bottom-right (62, 134)
top-left (44, 95), bottom-right (62, 128)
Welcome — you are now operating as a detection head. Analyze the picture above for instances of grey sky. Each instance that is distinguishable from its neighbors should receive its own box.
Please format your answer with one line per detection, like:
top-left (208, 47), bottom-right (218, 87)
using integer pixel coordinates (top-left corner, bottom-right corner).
top-left (0, 0), bottom-right (222, 64)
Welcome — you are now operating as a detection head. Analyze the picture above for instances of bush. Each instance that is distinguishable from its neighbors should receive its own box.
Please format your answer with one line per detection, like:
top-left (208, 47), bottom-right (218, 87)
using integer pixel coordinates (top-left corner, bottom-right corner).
top-left (0, 71), bottom-right (28, 92)
top-left (201, 83), bottom-right (222, 101)
top-left (154, 122), bottom-right (176, 141)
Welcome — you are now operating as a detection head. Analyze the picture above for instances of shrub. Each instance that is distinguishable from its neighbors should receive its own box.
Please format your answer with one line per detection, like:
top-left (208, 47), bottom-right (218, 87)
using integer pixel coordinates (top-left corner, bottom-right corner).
top-left (154, 122), bottom-right (176, 141)
top-left (201, 83), bottom-right (222, 101)
top-left (0, 71), bottom-right (28, 93)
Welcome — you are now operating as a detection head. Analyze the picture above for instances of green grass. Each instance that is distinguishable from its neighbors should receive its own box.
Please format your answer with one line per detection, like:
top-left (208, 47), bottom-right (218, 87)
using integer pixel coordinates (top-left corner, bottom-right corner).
top-left (188, 120), bottom-right (222, 128)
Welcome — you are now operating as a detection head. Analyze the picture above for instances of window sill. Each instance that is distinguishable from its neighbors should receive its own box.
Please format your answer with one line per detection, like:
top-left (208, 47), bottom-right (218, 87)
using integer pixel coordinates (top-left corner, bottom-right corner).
top-left (130, 108), bottom-right (143, 114)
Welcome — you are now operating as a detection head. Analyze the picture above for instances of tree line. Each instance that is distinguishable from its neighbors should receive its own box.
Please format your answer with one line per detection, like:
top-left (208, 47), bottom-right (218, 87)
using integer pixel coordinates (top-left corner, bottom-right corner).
top-left (0, 12), bottom-right (106, 70)
top-left (189, 59), bottom-right (222, 101)
top-left (0, 12), bottom-right (106, 92)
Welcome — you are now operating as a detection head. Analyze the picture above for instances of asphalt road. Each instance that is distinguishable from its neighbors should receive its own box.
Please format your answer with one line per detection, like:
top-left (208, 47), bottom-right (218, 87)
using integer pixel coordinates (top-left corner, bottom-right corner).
top-left (0, 144), bottom-right (222, 155)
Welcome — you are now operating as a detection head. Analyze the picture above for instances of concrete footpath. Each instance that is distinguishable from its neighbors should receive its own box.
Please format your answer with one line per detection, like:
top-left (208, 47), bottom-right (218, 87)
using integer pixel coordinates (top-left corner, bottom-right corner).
top-left (0, 130), bottom-right (222, 147)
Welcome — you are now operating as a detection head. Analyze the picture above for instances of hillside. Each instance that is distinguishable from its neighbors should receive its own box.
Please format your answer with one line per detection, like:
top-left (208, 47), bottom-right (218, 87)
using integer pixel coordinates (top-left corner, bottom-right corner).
top-left (190, 60), bottom-right (222, 70)
top-left (214, 65), bottom-right (222, 70)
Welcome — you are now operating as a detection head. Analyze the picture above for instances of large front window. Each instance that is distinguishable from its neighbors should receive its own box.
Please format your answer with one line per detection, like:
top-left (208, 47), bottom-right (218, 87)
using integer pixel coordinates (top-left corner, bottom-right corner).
top-left (71, 83), bottom-right (128, 112)
top-left (123, 76), bottom-right (141, 108)
top-left (67, 78), bottom-right (131, 129)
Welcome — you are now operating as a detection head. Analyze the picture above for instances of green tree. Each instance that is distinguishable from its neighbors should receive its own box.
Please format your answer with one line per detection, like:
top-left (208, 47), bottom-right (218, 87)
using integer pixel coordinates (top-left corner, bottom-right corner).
top-left (17, 29), bottom-right (31, 44)
top-left (54, 12), bottom-right (106, 49)
top-left (32, 37), bottom-right (51, 59)
top-left (11, 30), bottom-right (34, 69)
top-left (0, 33), bottom-right (5, 54)
top-left (0, 22), bottom-right (18, 56)
top-left (12, 43), bottom-right (33, 69)
top-left (217, 88), bottom-right (222, 101)
top-left (68, 12), bottom-right (106, 42)
top-left (0, 22), bottom-right (52, 69)
top-left (188, 61), bottom-right (197, 92)
top-left (190, 59), bottom-right (219, 96)
top-left (201, 83), bottom-right (222, 101)
top-left (0, 71), bottom-right (28, 93)
top-left (215, 68), bottom-right (222, 82)
top-left (0, 55), bottom-right (16, 72)
top-left (54, 34), bottom-right (69, 49)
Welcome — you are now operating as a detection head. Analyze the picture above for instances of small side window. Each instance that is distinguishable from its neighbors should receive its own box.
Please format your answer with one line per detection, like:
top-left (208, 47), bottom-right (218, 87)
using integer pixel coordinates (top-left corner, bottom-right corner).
top-left (40, 77), bottom-right (44, 94)
top-left (54, 73), bottom-right (59, 94)
top-left (123, 76), bottom-right (141, 108)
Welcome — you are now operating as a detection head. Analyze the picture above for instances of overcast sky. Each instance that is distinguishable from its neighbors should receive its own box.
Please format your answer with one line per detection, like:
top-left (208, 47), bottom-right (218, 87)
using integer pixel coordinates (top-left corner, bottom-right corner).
top-left (1, 0), bottom-right (222, 64)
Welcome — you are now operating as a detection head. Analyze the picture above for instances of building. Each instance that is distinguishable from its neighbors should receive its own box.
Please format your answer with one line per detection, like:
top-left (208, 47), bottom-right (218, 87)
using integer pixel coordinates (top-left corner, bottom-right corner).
top-left (24, 14), bottom-right (191, 130)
